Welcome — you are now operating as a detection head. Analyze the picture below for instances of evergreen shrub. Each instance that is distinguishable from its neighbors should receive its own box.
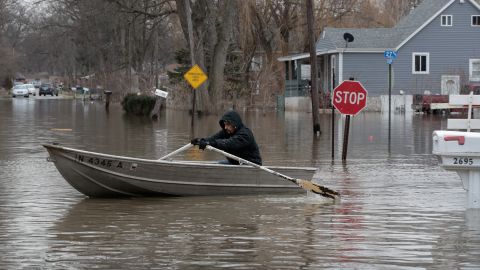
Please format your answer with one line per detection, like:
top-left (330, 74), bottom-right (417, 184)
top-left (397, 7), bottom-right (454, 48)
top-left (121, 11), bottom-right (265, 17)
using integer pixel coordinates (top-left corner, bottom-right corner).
top-left (121, 93), bottom-right (156, 115)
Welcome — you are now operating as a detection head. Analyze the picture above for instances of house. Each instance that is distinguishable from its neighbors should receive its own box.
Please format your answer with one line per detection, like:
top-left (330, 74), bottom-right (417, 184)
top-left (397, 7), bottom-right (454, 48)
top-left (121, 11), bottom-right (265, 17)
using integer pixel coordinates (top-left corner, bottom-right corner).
top-left (278, 0), bottom-right (480, 111)
top-left (14, 73), bottom-right (27, 85)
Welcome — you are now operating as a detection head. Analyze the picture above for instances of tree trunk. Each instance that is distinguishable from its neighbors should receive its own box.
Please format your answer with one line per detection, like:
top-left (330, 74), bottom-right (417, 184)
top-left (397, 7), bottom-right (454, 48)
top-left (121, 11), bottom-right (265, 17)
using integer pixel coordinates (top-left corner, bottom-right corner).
top-left (207, 0), bottom-right (236, 113)
top-left (176, 0), bottom-right (210, 113)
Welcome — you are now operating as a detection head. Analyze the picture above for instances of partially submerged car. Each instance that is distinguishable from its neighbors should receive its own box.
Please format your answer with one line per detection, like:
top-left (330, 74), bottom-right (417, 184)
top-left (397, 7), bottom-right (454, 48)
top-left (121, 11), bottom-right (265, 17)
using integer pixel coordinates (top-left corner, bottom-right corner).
top-left (11, 84), bottom-right (30, 98)
top-left (39, 84), bottom-right (58, 96)
top-left (24, 83), bottom-right (36, 96)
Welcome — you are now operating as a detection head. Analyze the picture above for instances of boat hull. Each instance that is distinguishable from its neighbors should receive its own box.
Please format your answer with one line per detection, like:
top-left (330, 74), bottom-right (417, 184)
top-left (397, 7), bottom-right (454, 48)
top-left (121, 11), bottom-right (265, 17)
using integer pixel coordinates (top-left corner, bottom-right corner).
top-left (44, 144), bottom-right (317, 197)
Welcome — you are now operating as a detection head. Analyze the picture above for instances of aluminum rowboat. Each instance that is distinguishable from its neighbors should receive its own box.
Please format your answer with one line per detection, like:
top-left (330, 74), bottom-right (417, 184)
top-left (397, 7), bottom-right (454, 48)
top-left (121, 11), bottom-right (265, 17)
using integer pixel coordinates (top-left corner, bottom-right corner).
top-left (44, 144), bottom-right (317, 197)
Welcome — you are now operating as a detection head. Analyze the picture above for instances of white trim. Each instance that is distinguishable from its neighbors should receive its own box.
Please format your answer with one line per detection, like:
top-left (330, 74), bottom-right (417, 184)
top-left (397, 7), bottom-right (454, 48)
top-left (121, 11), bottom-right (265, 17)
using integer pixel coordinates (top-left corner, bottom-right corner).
top-left (278, 48), bottom-right (388, 62)
top-left (412, 52), bottom-right (430, 74)
top-left (330, 55), bottom-right (336, 90)
top-left (278, 53), bottom-right (310, 61)
top-left (470, 59), bottom-right (480, 82)
top-left (441, 15), bottom-right (453, 26)
top-left (320, 50), bottom-right (339, 55)
top-left (470, 0), bottom-right (480, 10)
top-left (472, 15), bottom-right (480, 26)
top-left (396, 0), bottom-right (456, 50)
top-left (397, 0), bottom-right (480, 49)
top-left (339, 52), bottom-right (344, 83)
top-left (336, 48), bottom-right (386, 53)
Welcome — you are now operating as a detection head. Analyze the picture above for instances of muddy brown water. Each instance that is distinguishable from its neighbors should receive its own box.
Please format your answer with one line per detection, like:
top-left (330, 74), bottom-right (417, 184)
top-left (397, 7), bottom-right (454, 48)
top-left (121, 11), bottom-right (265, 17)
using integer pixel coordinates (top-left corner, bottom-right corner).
top-left (1, 98), bottom-right (479, 269)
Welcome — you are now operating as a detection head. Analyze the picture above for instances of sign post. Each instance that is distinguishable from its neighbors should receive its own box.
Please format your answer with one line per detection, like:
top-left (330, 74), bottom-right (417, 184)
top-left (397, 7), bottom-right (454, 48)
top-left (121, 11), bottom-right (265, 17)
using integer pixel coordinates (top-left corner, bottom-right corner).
top-left (184, 64), bottom-right (208, 126)
top-left (384, 50), bottom-right (397, 152)
top-left (332, 80), bottom-right (368, 160)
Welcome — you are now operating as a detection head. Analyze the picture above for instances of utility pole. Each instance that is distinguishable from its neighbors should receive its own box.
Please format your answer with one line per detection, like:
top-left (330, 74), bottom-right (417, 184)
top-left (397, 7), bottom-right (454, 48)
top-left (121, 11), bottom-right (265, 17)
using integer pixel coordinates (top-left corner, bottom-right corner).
top-left (306, 0), bottom-right (321, 135)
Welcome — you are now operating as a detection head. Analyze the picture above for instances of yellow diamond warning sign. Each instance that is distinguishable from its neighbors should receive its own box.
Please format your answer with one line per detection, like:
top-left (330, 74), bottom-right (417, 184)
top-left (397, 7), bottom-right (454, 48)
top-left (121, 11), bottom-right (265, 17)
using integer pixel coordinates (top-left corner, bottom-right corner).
top-left (184, 64), bottom-right (207, 89)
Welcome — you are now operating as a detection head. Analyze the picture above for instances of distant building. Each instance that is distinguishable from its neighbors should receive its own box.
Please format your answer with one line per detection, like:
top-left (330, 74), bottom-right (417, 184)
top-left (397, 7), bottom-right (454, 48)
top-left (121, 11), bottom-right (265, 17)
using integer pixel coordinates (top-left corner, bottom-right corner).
top-left (14, 73), bottom-right (27, 84)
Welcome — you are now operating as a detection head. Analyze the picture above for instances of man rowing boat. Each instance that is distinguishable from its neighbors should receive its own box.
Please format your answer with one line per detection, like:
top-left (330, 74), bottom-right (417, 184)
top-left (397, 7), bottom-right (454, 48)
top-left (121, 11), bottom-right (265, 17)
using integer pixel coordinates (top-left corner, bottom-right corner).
top-left (191, 110), bottom-right (262, 165)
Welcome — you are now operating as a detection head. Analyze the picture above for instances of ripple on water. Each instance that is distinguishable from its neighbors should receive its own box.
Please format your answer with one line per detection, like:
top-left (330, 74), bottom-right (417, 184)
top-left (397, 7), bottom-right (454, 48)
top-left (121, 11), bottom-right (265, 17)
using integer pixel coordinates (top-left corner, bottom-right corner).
top-left (1, 101), bottom-right (480, 269)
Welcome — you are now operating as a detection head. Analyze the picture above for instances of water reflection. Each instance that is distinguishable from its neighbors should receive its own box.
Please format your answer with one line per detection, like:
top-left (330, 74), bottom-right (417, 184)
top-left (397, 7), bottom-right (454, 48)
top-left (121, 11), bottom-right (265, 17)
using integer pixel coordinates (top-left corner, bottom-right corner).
top-left (47, 197), bottom-right (290, 269)
top-left (1, 99), bottom-right (479, 269)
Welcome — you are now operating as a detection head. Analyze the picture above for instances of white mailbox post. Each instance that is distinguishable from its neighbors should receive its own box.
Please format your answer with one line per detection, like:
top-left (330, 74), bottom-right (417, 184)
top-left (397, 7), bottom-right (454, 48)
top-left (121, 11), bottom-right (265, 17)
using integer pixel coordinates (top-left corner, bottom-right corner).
top-left (433, 92), bottom-right (480, 208)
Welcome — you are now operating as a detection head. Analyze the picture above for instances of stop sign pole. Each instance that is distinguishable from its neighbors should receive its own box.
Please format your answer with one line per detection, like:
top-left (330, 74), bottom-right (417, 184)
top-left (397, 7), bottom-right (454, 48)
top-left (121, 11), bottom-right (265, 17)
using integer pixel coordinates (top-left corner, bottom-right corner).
top-left (332, 80), bottom-right (368, 161)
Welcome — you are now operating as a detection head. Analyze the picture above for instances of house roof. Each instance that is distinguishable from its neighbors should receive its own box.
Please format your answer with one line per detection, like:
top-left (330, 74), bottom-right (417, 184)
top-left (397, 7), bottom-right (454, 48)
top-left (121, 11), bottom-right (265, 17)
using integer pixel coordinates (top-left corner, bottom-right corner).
top-left (391, 0), bottom-right (455, 47)
top-left (318, 27), bottom-right (398, 49)
top-left (279, 0), bottom-right (480, 61)
top-left (316, 0), bottom-right (454, 51)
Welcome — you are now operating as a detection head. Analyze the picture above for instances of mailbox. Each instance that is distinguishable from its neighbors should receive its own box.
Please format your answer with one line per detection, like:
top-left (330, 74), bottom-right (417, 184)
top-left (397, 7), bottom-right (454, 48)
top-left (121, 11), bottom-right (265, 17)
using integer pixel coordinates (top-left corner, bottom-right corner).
top-left (433, 130), bottom-right (480, 168)
top-left (433, 130), bottom-right (480, 208)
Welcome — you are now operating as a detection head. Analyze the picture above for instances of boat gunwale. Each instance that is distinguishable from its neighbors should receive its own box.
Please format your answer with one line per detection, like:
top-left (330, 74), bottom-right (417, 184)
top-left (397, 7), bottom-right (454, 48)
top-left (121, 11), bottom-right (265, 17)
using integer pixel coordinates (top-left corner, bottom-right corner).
top-left (43, 143), bottom-right (318, 172)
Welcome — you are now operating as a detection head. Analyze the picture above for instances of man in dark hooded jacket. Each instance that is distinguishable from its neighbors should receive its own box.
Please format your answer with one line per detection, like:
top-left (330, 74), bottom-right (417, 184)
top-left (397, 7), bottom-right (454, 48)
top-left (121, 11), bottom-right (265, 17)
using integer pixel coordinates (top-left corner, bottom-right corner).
top-left (191, 110), bottom-right (262, 165)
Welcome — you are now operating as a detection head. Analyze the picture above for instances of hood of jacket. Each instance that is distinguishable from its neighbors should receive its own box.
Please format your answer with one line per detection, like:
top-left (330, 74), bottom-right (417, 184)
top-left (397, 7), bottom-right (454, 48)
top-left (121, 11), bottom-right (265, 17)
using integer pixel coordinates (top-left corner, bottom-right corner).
top-left (219, 110), bottom-right (244, 130)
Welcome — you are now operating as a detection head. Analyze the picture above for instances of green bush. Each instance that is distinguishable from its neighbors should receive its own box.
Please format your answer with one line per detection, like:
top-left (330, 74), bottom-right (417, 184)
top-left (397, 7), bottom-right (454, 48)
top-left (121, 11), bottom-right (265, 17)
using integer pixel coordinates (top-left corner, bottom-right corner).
top-left (121, 94), bottom-right (156, 115)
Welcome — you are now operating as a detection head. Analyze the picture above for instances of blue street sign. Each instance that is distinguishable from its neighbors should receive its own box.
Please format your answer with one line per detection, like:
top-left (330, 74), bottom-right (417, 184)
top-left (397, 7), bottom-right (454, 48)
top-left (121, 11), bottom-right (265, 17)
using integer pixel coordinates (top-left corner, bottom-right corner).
top-left (384, 50), bottom-right (397, 59)
top-left (384, 50), bottom-right (397, 64)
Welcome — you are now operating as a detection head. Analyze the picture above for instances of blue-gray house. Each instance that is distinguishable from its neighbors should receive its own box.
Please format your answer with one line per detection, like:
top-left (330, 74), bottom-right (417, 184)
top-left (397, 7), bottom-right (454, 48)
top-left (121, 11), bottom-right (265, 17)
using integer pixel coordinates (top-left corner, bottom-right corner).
top-left (279, 0), bottom-right (480, 110)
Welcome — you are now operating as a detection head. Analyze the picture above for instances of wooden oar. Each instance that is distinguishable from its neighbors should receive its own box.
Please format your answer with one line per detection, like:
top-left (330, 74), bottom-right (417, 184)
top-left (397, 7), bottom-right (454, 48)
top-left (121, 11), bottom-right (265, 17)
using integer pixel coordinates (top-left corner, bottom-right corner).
top-left (158, 143), bottom-right (193, 160)
top-left (206, 145), bottom-right (340, 199)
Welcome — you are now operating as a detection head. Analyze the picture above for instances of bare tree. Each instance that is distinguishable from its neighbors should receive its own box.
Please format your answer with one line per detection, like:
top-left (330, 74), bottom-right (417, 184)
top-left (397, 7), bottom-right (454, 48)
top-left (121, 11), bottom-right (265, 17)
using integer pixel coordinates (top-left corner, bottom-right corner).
top-left (175, 0), bottom-right (238, 113)
top-left (22, 0), bottom-right (179, 96)
top-left (379, 0), bottom-right (424, 26)
top-left (0, 0), bottom-right (26, 86)
top-left (3, 0), bottom-right (419, 108)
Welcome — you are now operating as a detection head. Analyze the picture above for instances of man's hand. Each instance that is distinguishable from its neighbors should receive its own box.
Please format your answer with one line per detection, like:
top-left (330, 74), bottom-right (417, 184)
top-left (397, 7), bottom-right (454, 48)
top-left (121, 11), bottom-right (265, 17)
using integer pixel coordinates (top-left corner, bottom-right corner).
top-left (199, 139), bottom-right (216, 150)
top-left (191, 138), bottom-right (201, 145)
top-left (198, 139), bottom-right (209, 150)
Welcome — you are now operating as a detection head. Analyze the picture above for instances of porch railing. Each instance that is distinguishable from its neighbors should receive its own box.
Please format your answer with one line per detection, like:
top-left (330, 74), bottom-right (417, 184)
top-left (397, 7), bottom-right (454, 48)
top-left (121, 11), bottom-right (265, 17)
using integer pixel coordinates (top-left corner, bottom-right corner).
top-left (285, 79), bottom-right (310, 97)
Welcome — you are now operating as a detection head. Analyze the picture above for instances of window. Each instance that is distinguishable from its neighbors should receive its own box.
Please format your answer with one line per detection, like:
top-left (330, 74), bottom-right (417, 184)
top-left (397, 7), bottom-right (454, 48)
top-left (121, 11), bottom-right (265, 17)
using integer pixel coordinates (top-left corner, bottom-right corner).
top-left (441, 15), bottom-right (452, 26)
top-left (412, 53), bottom-right (429, 74)
top-left (471, 59), bottom-right (480, 82)
top-left (472, 15), bottom-right (480, 26)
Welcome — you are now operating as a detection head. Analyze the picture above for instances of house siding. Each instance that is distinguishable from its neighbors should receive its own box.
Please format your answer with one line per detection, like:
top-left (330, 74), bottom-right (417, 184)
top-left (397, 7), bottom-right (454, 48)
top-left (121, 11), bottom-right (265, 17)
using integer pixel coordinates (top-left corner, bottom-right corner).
top-left (342, 53), bottom-right (389, 96)
top-left (333, 0), bottom-right (480, 97)
top-left (394, 1), bottom-right (480, 95)
top-left (281, 0), bottom-right (480, 101)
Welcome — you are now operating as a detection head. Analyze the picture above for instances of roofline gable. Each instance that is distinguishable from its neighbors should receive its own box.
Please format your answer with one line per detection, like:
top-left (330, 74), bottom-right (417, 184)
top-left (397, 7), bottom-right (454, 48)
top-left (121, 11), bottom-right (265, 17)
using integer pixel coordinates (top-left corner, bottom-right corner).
top-left (471, 0), bottom-right (480, 10)
top-left (396, 0), bottom-right (480, 50)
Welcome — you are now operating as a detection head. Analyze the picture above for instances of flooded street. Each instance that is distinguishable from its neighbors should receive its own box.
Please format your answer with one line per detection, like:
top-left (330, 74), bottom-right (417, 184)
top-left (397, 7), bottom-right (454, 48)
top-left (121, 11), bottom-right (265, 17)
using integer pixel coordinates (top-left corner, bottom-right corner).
top-left (1, 98), bottom-right (480, 269)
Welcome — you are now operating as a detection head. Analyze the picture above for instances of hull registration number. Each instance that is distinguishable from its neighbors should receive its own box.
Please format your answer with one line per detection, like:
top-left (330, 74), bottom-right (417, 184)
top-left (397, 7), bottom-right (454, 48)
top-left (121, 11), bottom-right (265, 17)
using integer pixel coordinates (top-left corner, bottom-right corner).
top-left (75, 154), bottom-right (124, 169)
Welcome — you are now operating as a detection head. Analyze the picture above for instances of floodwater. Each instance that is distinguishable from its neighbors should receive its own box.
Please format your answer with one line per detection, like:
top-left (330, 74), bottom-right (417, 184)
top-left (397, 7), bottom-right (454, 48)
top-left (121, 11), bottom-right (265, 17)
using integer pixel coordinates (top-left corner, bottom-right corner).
top-left (1, 98), bottom-right (479, 269)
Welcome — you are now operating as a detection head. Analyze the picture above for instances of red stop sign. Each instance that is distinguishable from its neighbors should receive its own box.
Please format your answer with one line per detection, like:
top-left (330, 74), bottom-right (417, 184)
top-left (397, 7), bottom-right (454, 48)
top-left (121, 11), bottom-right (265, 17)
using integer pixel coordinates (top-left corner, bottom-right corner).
top-left (332, 80), bottom-right (368, 115)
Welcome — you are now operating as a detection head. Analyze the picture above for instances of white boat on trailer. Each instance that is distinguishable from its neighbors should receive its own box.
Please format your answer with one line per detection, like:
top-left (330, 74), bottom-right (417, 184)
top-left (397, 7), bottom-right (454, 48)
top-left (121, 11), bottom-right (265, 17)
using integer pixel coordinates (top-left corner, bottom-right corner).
top-left (43, 143), bottom-right (319, 198)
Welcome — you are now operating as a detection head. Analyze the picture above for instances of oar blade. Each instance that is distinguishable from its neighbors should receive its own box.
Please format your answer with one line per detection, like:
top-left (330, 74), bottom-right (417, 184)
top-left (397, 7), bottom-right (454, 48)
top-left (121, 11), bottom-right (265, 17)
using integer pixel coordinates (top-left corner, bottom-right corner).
top-left (296, 179), bottom-right (339, 199)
